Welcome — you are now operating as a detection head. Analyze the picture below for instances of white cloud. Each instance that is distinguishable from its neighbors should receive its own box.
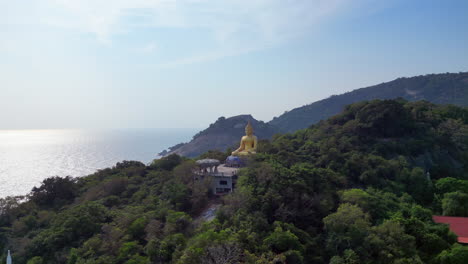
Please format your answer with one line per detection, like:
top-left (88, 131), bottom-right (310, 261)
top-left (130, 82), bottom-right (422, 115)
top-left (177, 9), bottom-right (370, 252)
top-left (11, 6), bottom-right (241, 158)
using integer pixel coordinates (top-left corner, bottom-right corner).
top-left (1, 0), bottom-right (355, 65)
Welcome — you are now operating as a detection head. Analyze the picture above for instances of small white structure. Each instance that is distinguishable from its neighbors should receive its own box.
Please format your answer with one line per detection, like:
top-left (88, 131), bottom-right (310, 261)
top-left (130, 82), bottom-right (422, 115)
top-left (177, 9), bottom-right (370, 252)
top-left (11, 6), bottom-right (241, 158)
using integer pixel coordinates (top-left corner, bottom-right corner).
top-left (7, 250), bottom-right (12, 264)
top-left (211, 164), bottom-right (238, 194)
top-left (194, 160), bottom-right (238, 195)
top-left (195, 159), bottom-right (220, 174)
top-left (213, 174), bottom-right (234, 194)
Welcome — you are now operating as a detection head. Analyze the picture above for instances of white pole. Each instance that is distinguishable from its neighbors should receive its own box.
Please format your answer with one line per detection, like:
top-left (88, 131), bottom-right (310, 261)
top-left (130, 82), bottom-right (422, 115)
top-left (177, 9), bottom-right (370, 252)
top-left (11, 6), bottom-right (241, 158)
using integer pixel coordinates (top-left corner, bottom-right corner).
top-left (7, 250), bottom-right (12, 264)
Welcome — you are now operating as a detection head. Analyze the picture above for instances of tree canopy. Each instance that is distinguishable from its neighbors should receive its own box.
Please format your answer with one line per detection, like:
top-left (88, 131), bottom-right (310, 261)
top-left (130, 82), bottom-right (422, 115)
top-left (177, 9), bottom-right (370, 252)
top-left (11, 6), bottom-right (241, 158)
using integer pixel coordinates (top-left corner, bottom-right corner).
top-left (1, 99), bottom-right (468, 263)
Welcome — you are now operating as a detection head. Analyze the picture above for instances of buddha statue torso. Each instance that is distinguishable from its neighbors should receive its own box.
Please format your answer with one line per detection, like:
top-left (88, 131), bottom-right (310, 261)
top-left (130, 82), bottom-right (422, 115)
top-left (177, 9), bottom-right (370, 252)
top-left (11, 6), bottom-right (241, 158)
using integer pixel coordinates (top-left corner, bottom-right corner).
top-left (232, 121), bottom-right (258, 156)
top-left (241, 136), bottom-right (256, 151)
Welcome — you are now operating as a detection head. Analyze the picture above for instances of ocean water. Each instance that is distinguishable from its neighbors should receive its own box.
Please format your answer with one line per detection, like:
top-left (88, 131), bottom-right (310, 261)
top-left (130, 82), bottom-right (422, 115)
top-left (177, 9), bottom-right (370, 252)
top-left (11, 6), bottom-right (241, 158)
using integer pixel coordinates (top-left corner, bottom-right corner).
top-left (0, 129), bottom-right (197, 197)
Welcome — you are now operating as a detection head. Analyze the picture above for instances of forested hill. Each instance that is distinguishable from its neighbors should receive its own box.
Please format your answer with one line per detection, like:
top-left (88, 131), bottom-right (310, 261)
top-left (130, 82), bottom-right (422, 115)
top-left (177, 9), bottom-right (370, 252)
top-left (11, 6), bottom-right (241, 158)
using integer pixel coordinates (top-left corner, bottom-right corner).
top-left (1, 99), bottom-right (468, 263)
top-left (269, 72), bottom-right (468, 132)
top-left (160, 115), bottom-right (278, 157)
top-left (165, 72), bottom-right (468, 157)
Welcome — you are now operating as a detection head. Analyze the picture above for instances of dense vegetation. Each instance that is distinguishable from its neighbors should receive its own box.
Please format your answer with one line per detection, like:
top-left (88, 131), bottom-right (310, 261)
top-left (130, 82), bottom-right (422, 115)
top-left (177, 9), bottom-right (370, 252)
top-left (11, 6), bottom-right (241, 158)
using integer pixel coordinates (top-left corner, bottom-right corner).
top-left (167, 72), bottom-right (468, 157)
top-left (1, 99), bottom-right (468, 263)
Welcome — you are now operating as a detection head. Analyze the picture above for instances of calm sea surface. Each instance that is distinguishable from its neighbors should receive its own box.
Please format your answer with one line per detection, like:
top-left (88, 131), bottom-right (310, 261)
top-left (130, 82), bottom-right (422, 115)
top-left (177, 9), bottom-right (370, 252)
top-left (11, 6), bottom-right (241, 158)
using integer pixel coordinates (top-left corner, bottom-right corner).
top-left (0, 129), bottom-right (197, 197)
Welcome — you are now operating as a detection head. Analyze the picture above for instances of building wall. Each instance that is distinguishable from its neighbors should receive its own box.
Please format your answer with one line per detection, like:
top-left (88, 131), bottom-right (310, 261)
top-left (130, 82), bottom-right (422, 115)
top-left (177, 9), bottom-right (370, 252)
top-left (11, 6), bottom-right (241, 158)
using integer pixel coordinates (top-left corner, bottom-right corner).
top-left (213, 175), bottom-right (233, 194)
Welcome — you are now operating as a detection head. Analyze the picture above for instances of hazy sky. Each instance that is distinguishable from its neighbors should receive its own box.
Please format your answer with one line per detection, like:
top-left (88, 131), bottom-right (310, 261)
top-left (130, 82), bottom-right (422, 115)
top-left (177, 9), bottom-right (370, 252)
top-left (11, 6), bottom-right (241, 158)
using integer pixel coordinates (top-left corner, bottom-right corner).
top-left (1, 0), bottom-right (467, 129)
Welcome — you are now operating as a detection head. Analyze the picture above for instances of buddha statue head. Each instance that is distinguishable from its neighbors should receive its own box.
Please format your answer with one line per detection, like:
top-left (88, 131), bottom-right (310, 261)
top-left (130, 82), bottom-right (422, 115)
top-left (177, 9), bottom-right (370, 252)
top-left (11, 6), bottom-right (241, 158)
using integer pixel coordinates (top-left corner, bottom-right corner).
top-left (245, 121), bottom-right (254, 136)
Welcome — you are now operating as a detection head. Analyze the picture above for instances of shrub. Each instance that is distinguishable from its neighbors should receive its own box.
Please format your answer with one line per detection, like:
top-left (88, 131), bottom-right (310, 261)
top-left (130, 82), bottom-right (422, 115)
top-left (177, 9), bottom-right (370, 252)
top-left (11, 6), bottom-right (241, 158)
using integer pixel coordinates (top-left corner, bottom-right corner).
top-left (30, 176), bottom-right (78, 207)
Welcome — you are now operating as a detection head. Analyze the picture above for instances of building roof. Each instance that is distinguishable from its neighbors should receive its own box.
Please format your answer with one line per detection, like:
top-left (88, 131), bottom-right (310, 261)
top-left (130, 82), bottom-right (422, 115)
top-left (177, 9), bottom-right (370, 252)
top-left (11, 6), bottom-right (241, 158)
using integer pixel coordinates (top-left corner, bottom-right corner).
top-left (214, 164), bottom-right (238, 177)
top-left (194, 164), bottom-right (238, 177)
top-left (433, 215), bottom-right (468, 244)
top-left (196, 159), bottom-right (220, 166)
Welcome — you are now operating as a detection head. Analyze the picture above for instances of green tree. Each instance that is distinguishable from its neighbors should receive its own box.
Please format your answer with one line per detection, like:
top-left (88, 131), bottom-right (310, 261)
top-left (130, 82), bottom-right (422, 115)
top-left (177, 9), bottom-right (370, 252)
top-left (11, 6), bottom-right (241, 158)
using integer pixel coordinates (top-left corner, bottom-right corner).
top-left (67, 248), bottom-right (78, 264)
top-left (435, 178), bottom-right (468, 194)
top-left (405, 167), bottom-right (433, 204)
top-left (323, 203), bottom-right (371, 255)
top-left (437, 244), bottom-right (468, 264)
top-left (263, 226), bottom-right (304, 253)
top-left (27, 256), bottom-right (43, 264)
top-left (118, 241), bottom-right (142, 262)
top-left (364, 220), bottom-right (419, 263)
top-left (30, 176), bottom-right (78, 207)
top-left (150, 154), bottom-right (183, 171)
top-left (340, 189), bottom-right (371, 211)
top-left (128, 217), bottom-right (148, 239)
top-left (329, 249), bottom-right (359, 264)
top-left (125, 255), bottom-right (150, 264)
top-left (442, 191), bottom-right (468, 216)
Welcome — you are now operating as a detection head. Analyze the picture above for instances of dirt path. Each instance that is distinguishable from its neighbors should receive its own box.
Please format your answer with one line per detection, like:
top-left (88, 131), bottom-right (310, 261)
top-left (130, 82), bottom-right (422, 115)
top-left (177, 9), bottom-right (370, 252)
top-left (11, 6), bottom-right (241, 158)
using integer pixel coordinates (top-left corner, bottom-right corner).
top-left (193, 199), bottom-right (222, 225)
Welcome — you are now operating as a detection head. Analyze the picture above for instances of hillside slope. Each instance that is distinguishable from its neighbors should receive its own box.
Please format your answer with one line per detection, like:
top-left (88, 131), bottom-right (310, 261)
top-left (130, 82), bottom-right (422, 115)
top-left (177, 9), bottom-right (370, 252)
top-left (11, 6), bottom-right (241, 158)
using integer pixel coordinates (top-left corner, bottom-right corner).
top-left (269, 72), bottom-right (468, 132)
top-left (160, 115), bottom-right (278, 157)
top-left (165, 72), bottom-right (468, 157)
top-left (2, 99), bottom-right (468, 263)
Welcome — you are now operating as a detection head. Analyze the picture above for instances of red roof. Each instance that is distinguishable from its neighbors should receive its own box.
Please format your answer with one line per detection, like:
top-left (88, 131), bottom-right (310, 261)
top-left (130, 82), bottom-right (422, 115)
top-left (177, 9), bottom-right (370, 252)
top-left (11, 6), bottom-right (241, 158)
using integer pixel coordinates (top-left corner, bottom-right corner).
top-left (433, 215), bottom-right (468, 244)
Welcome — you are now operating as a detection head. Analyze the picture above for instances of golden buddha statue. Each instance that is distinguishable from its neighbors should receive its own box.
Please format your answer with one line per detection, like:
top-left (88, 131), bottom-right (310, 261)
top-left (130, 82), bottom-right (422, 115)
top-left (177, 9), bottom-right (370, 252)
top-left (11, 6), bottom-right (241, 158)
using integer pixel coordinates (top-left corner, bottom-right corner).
top-left (232, 121), bottom-right (258, 156)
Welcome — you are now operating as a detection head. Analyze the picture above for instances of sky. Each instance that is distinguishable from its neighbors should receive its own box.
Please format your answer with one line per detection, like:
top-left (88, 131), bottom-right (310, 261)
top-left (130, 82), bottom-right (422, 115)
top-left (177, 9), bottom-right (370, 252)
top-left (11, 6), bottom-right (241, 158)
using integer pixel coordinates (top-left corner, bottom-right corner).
top-left (1, 0), bottom-right (467, 129)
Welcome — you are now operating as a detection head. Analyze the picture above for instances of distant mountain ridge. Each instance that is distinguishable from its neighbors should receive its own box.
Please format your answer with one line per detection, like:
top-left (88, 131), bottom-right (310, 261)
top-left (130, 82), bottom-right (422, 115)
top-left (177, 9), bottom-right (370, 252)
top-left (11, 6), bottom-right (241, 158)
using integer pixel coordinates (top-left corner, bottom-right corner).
top-left (163, 72), bottom-right (468, 157)
top-left (270, 72), bottom-right (468, 132)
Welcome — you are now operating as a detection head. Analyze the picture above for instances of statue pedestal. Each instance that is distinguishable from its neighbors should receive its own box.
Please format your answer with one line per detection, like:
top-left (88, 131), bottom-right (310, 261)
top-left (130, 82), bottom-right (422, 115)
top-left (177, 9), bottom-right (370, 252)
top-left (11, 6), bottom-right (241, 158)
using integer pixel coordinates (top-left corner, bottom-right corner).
top-left (225, 155), bottom-right (251, 168)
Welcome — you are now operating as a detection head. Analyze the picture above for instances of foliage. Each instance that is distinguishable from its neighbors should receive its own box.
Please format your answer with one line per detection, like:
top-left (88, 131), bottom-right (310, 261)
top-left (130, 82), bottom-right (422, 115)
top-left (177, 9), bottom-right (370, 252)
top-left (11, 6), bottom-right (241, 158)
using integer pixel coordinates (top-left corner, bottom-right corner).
top-left (150, 154), bottom-right (183, 171)
top-left (197, 150), bottom-right (231, 163)
top-left (442, 192), bottom-right (468, 216)
top-left (30, 176), bottom-right (78, 208)
top-left (436, 244), bottom-right (468, 264)
top-left (1, 99), bottom-right (468, 263)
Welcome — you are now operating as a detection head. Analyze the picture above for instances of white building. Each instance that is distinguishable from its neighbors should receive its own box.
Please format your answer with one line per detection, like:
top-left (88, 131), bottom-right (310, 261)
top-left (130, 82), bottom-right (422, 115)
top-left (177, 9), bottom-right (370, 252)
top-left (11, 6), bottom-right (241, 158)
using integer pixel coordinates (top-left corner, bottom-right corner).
top-left (194, 159), bottom-right (238, 195)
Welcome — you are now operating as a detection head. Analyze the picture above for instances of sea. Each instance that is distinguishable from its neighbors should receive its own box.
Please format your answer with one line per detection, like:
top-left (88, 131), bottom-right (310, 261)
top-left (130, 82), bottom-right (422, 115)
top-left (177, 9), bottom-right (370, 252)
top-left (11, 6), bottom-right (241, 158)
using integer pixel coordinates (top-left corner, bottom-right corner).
top-left (0, 129), bottom-right (197, 198)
